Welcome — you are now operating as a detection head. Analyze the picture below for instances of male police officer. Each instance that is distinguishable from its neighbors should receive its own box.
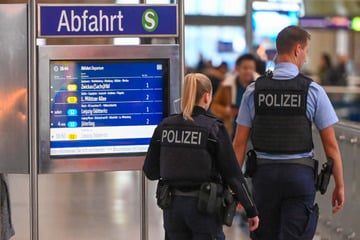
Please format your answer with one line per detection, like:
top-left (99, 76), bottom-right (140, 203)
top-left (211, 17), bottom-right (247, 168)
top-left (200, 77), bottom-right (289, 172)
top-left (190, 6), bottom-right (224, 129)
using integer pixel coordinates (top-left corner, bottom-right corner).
top-left (233, 26), bottom-right (345, 240)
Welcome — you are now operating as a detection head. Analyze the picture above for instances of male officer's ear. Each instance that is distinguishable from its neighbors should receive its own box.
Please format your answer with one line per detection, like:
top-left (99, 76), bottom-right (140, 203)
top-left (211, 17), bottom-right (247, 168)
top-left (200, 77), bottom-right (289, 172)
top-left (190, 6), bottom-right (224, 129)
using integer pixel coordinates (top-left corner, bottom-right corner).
top-left (294, 44), bottom-right (301, 57)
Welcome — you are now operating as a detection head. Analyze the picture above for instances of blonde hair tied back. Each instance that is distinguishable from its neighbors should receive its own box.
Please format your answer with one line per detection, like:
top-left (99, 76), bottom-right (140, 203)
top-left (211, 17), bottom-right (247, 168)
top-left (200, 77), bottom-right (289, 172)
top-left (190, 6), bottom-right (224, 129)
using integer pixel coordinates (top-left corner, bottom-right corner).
top-left (181, 73), bottom-right (212, 121)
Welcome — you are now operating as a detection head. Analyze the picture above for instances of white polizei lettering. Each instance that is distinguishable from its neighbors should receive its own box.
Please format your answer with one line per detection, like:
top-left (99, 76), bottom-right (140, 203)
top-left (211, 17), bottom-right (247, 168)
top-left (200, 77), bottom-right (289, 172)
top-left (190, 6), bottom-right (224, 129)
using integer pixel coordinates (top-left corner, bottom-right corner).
top-left (183, 131), bottom-right (191, 144)
top-left (57, 10), bottom-right (71, 32)
top-left (274, 95), bottom-right (280, 107)
top-left (162, 130), bottom-right (202, 145)
top-left (258, 94), bottom-right (265, 107)
top-left (258, 93), bottom-right (301, 107)
top-left (161, 130), bottom-right (168, 142)
top-left (190, 131), bottom-right (196, 144)
top-left (193, 132), bottom-right (201, 144)
top-left (265, 94), bottom-right (273, 106)
top-left (167, 130), bottom-right (175, 142)
top-left (291, 94), bottom-right (301, 107)
top-left (174, 131), bottom-right (181, 143)
top-left (282, 94), bottom-right (290, 107)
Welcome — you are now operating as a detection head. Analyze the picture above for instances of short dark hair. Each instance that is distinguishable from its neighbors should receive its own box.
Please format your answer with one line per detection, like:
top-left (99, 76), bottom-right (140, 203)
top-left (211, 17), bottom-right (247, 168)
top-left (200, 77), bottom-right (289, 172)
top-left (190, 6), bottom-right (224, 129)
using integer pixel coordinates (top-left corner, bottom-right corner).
top-left (235, 53), bottom-right (256, 66)
top-left (276, 25), bottom-right (311, 54)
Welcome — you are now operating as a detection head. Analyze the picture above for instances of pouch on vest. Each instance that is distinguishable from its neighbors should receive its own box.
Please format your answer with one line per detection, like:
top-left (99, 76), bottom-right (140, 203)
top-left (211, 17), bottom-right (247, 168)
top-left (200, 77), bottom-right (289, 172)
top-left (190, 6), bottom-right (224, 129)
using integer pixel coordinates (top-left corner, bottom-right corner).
top-left (156, 180), bottom-right (172, 209)
top-left (197, 182), bottom-right (219, 214)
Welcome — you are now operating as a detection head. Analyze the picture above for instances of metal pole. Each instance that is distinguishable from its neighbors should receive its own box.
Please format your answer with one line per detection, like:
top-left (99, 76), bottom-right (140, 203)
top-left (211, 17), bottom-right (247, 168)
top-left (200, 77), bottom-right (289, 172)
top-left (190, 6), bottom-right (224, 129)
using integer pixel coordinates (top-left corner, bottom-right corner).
top-left (178, 0), bottom-right (185, 81)
top-left (245, 0), bottom-right (253, 53)
top-left (29, 0), bottom-right (39, 240)
top-left (139, 1), bottom-right (148, 239)
top-left (140, 173), bottom-right (148, 240)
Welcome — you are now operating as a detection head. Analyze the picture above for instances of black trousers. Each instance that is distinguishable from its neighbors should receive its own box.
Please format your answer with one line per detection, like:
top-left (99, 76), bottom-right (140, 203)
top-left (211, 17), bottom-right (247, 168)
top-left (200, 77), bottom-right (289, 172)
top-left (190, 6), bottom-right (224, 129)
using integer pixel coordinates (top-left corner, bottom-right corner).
top-left (163, 196), bottom-right (225, 240)
top-left (250, 164), bottom-right (318, 240)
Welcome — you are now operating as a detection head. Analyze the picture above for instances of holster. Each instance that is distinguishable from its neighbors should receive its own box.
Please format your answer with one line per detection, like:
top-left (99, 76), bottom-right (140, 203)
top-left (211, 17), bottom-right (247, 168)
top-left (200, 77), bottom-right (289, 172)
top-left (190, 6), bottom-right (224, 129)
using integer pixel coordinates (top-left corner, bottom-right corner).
top-left (197, 182), bottom-right (221, 215)
top-left (156, 180), bottom-right (172, 209)
top-left (316, 158), bottom-right (334, 194)
top-left (245, 150), bottom-right (257, 178)
top-left (197, 182), bottom-right (237, 227)
top-left (222, 188), bottom-right (237, 227)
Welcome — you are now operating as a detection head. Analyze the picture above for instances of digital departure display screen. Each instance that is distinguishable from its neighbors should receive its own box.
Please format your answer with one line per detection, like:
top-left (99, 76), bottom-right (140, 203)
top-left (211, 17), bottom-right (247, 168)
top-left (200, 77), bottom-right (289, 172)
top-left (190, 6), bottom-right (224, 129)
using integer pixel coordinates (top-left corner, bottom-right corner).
top-left (49, 59), bottom-right (169, 157)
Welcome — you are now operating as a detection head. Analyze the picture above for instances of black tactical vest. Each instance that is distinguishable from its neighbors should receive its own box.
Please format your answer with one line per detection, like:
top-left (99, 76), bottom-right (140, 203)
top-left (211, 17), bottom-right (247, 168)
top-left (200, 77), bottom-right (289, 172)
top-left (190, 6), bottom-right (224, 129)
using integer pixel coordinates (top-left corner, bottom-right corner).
top-left (159, 113), bottom-right (218, 184)
top-left (251, 74), bottom-right (313, 154)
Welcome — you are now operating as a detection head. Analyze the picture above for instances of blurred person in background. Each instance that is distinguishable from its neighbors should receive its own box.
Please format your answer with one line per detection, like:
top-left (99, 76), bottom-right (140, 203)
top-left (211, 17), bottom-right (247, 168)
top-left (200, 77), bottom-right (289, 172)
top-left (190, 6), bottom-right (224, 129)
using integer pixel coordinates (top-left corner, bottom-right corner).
top-left (203, 61), bottom-right (229, 96)
top-left (210, 54), bottom-right (257, 138)
top-left (318, 52), bottom-right (335, 85)
top-left (332, 54), bottom-right (348, 86)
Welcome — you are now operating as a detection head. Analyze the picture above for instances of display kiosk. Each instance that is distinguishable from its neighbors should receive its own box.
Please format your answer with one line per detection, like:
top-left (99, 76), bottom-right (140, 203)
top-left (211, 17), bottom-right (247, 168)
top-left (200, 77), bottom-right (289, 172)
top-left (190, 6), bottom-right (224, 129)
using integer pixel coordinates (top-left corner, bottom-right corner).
top-left (38, 44), bottom-right (180, 173)
top-left (0, 2), bottom-right (183, 240)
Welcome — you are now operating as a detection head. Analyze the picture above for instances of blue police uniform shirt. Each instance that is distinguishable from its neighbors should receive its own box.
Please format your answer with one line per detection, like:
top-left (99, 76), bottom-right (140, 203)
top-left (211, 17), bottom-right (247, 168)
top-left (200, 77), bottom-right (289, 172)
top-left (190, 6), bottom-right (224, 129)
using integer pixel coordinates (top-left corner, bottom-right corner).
top-left (236, 62), bottom-right (339, 160)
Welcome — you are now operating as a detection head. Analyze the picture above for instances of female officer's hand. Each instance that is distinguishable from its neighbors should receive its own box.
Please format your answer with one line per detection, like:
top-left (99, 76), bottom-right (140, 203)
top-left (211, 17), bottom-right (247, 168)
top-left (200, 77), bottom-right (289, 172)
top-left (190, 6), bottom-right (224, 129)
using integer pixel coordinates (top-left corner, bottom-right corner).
top-left (248, 216), bottom-right (259, 231)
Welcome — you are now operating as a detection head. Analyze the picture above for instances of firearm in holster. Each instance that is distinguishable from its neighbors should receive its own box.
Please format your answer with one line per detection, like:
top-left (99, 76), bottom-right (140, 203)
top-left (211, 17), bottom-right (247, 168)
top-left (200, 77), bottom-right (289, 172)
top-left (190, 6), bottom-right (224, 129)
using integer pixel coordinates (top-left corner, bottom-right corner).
top-left (197, 182), bottom-right (237, 226)
top-left (222, 188), bottom-right (237, 226)
top-left (245, 150), bottom-right (257, 178)
top-left (316, 157), bottom-right (334, 194)
top-left (156, 180), bottom-right (172, 209)
top-left (197, 182), bottom-right (221, 215)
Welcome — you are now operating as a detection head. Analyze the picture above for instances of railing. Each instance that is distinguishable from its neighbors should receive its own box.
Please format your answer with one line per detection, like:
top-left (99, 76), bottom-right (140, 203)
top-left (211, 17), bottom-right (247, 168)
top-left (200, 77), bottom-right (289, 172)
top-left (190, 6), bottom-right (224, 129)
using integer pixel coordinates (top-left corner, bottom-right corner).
top-left (313, 120), bottom-right (360, 239)
top-left (323, 85), bottom-right (360, 123)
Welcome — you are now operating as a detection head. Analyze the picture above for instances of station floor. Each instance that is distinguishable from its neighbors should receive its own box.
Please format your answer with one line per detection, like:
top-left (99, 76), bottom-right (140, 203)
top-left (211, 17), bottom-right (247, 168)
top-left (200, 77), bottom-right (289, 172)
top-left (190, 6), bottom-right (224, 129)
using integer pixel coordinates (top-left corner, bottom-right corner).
top-left (7, 171), bottom-right (251, 240)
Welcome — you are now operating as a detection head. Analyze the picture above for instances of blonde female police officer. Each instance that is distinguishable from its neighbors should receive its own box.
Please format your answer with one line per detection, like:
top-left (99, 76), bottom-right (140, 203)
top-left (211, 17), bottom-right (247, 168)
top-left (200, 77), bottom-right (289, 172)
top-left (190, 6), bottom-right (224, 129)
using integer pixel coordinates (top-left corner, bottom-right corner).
top-left (143, 73), bottom-right (259, 240)
top-left (233, 26), bottom-right (345, 240)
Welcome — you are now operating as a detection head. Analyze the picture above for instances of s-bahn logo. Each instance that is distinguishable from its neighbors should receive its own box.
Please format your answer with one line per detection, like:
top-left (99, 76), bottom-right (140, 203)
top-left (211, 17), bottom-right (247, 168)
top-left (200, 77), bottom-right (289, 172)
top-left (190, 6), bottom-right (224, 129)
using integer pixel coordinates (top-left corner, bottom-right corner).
top-left (142, 9), bottom-right (159, 32)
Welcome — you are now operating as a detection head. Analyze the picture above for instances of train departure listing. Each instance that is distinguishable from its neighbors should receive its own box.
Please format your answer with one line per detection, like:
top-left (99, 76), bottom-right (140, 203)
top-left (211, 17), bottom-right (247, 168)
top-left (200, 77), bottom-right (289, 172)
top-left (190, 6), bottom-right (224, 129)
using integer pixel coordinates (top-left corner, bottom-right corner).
top-left (49, 60), bottom-right (167, 156)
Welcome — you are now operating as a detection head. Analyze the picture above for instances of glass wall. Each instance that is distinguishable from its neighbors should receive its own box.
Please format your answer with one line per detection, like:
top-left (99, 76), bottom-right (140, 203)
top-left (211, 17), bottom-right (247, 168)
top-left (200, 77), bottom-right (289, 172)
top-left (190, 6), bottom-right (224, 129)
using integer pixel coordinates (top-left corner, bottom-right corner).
top-left (184, 0), bottom-right (245, 16)
top-left (184, 0), bottom-right (247, 70)
top-left (185, 26), bottom-right (246, 70)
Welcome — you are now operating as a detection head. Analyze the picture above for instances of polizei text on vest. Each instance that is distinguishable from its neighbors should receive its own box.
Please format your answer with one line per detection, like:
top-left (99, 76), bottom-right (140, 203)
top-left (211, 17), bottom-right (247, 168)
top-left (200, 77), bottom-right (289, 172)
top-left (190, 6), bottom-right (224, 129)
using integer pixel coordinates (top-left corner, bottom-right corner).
top-left (161, 130), bottom-right (202, 145)
top-left (258, 93), bottom-right (301, 107)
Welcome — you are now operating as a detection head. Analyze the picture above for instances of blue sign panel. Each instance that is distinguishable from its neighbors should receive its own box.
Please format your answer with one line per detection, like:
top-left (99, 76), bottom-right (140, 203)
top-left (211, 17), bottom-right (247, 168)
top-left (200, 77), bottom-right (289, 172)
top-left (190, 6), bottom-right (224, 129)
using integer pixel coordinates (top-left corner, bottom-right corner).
top-left (38, 4), bottom-right (178, 37)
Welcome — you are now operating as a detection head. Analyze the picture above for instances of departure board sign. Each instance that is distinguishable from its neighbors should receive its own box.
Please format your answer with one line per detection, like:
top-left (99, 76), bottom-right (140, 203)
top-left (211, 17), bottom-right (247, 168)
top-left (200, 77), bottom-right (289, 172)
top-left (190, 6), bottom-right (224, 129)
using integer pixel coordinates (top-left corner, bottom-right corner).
top-left (38, 4), bottom-right (178, 37)
top-left (49, 60), bottom-right (169, 157)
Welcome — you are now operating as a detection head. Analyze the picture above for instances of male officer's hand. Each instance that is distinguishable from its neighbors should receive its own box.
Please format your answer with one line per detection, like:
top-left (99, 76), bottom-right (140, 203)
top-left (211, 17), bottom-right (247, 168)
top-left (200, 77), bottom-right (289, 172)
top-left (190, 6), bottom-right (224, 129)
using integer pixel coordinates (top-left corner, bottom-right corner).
top-left (332, 185), bottom-right (345, 214)
top-left (248, 216), bottom-right (259, 231)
